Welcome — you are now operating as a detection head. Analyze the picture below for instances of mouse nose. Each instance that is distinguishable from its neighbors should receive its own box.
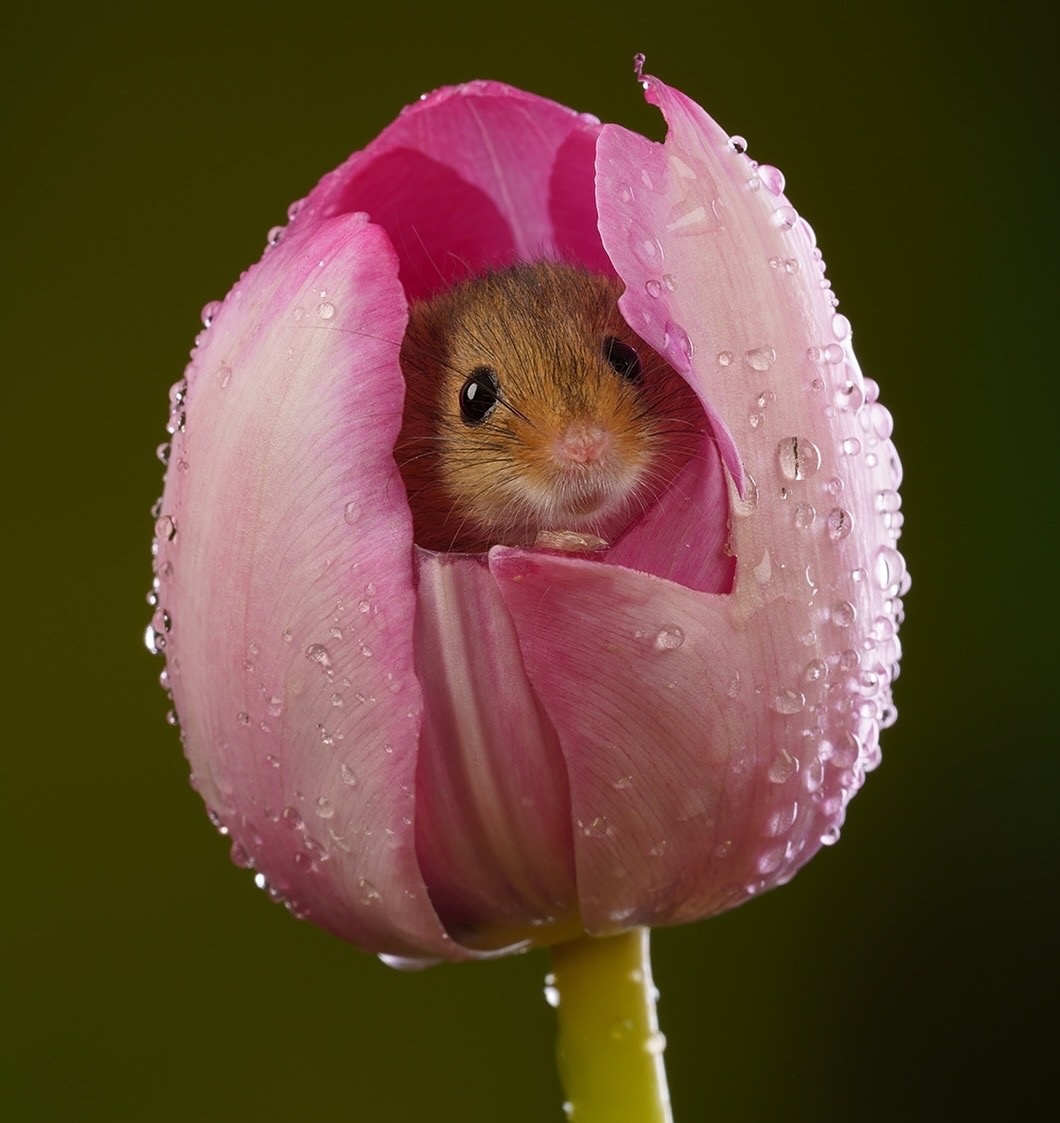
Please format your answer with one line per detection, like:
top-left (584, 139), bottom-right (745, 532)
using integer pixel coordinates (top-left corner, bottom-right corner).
top-left (553, 421), bottom-right (612, 466)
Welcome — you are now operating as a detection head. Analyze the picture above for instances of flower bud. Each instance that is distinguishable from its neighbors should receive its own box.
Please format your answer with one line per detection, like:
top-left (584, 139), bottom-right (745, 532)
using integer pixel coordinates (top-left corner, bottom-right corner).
top-left (150, 68), bottom-right (905, 963)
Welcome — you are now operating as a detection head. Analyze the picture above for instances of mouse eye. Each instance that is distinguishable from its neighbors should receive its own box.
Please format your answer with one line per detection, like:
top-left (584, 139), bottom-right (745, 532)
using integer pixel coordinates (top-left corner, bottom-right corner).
top-left (602, 336), bottom-right (642, 383)
top-left (459, 366), bottom-right (499, 425)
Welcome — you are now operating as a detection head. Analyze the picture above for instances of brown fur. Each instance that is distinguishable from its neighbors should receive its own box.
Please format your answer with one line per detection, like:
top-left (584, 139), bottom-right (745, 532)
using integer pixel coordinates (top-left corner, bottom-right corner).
top-left (396, 262), bottom-right (703, 553)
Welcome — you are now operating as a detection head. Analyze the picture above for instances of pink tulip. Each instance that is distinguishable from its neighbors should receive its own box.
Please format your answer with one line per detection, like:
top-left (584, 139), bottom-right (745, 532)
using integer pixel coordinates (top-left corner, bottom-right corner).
top-left (149, 66), bottom-right (905, 965)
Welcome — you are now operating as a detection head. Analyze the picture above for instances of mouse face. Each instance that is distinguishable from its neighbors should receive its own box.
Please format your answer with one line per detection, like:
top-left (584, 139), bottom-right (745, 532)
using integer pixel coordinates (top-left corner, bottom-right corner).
top-left (397, 262), bottom-right (704, 553)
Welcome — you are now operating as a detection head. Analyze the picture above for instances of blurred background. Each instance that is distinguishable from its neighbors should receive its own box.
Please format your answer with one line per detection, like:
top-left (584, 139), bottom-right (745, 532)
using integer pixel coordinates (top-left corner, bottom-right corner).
top-left (6, 1), bottom-right (1053, 1119)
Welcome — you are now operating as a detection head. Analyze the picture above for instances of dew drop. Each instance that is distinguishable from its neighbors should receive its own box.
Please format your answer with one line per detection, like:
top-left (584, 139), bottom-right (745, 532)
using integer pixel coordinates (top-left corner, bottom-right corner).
top-left (317, 301), bottom-right (335, 319)
top-left (805, 658), bottom-right (828, 683)
top-left (794, 502), bottom-right (816, 529)
top-left (154, 514), bottom-right (177, 542)
top-left (729, 135), bottom-right (748, 154)
top-left (200, 300), bottom-right (222, 328)
top-left (842, 437), bottom-right (862, 456)
top-left (834, 381), bottom-right (864, 412)
top-left (832, 600), bottom-right (857, 628)
top-left (645, 1032), bottom-right (667, 1056)
top-left (654, 626), bottom-right (685, 651)
top-left (827, 508), bottom-right (853, 541)
top-left (663, 273), bottom-right (678, 291)
top-left (581, 816), bottom-right (610, 838)
top-left (717, 350), bottom-right (734, 367)
top-left (543, 974), bottom-right (561, 1008)
top-left (774, 205), bottom-right (798, 230)
top-left (662, 321), bottom-right (693, 370)
top-left (832, 313), bottom-right (851, 341)
top-left (630, 225), bottom-right (664, 268)
top-left (744, 346), bottom-right (776, 372)
top-left (758, 164), bottom-right (785, 195)
top-left (340, 763), bottom-right (358, 786)
top-left (281, 806), bottom-right (303, 831)
top-left (358, 878), bottom-right (382, 904)
top-left (772, 689), bottom-right (806, 715)
top-left (875, 545), bottom-right (906, 591)
top-left (777, 437), bottom-right (821, 481)
top-left (314, 796), bottom-right (335, 819)
top-left (143, 625), bottom-right (162, 656)
top-left (305, 643), bottom-right (333, 673)
top-left (768, 750), bottom-right (799, 784)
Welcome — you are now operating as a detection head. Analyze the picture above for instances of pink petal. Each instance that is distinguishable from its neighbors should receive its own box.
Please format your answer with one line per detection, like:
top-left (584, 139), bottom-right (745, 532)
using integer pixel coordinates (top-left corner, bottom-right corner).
top-left (298, 81), bottom-right (607, 300)
top-left (605, 426), bottom-right (736, 594)
top-left (487, 72), bottom-right (904, 930)
top-left (158, 215), bottom-right (462, 958)
top-left (412, 550), bottom-right (578, 950)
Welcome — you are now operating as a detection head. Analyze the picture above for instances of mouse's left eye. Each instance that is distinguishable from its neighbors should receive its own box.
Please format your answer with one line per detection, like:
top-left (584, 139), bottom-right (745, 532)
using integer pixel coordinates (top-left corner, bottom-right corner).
top-left (460, 366), bottom-right (499, 425)
top-left (602, 337), bottom-right (642, 383)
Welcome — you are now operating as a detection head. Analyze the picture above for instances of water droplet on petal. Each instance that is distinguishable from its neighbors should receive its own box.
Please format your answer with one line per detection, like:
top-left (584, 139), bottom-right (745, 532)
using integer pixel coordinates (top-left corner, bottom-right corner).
top-left (805, 658), bottom-right (828, 683)
top-left (200, 300), bottom-right (222, 328)
top-left (794, 502), bottom-right (816, 529)
top-left (305, 643), bottom-right (333, 673)
top-left (317, 301), bottom-right (335, 319)
top-left (832, 600), bottom-right (857, 628)
top-left (758, 164), bottom-right (785, 195)
top-left (745, 346), bottom-right (776, 372)
top-left (358, 878), bottom-right (382, 904)
top-left (777, 437), bottom-right (821, 481)
top-left (768, 750), bottom-right (799, 782)
top-left (654, 626), bottom-right (685, 651)
top-left (827, 508), bottom-right (853, 541)
top-left (772, 689), bottom-right (806, 715)
top-left (875, 545), bottom-right (906, 591)
top-left (775, 205), bottom-right (798, 230)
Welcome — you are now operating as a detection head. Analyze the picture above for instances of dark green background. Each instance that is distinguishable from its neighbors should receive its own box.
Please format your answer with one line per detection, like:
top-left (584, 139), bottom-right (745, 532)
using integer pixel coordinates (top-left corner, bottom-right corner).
top-left (7, 2), bottom-right (1053, 1119)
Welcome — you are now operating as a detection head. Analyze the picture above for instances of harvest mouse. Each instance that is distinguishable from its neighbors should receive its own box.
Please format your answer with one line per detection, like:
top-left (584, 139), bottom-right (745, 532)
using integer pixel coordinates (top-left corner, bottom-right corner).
top-left (396, 261), bottom-right (703, 554)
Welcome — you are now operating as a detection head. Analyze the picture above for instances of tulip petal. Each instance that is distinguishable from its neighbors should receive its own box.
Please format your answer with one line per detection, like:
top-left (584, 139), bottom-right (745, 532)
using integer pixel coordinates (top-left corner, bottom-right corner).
top-left (412, 550), bottom-right (578, 949)
top-left (491, 551), bottom-right (847, 933)
top-left (298, 81), bottom-right (607, 298)
top-left (159, 215), bottom-right (463, 958)
top-left (605, 427), bottom-right (736, 594)
top-left (488, 73), bottom-right (905, 932)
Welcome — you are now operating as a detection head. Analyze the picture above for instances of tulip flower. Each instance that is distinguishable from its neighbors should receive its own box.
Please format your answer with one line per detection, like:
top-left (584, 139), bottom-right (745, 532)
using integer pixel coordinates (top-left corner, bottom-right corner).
top-left (149, 58), bottom-right (904, 1122)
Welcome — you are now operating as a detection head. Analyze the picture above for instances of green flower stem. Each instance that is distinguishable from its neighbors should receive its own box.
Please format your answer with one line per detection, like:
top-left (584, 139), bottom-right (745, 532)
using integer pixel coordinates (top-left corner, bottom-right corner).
top-left (550, 927), bottom-right (672, 1123)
